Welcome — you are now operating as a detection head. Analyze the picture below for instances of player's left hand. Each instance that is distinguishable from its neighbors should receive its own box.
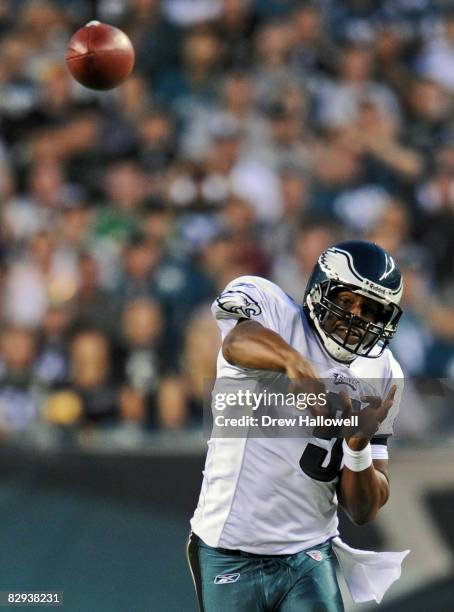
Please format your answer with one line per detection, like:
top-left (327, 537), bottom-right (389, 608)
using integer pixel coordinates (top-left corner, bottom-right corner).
top-left (340, 385), bottom-right (397, 450)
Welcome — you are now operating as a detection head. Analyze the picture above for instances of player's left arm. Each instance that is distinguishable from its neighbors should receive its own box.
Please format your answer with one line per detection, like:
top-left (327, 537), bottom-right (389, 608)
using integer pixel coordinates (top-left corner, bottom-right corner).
top-left (338, 453), bottom-right (390, 526)
top-left (337, 386), bottom-right (396, 526)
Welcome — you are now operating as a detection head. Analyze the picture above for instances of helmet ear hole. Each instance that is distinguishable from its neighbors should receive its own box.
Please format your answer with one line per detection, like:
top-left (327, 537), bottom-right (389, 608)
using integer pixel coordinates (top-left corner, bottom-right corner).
top-left (312, 284), bottom-right (322, 303)
top-left (314, 301), bottom-right (328, 324)
top-left (311, 286), bottom-right (328, 322)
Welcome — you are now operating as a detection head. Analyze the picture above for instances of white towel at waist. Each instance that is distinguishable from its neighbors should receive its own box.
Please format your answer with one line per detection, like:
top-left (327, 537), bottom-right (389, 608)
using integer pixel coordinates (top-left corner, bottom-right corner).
top-left (332, 536), bottom-right (410, 604)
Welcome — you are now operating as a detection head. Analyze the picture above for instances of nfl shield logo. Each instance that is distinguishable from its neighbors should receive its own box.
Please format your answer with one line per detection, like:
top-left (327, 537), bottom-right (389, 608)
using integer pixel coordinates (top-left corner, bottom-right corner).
top-left (306, 550), bottom-right (323, 562)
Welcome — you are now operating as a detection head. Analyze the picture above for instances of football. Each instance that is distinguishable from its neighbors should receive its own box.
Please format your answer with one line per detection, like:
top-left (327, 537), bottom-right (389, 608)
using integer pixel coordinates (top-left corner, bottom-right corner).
top-left (66, 21), bottom-right (135, 90)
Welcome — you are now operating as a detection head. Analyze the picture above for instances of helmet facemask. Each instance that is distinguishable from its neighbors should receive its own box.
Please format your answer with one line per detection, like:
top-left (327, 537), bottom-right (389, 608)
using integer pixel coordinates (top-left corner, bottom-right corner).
top-left (307, 280), bottom-right (402, 362)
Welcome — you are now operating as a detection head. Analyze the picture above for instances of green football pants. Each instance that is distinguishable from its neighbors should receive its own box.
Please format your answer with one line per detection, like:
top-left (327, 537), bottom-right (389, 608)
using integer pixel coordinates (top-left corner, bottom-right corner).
top-left (187, 533), bottom-right (344, 612)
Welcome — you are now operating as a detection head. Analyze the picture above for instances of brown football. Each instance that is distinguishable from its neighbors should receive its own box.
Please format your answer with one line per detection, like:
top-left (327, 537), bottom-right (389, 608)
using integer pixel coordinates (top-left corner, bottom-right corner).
top-left (66, 21), bottom-right (135, 90)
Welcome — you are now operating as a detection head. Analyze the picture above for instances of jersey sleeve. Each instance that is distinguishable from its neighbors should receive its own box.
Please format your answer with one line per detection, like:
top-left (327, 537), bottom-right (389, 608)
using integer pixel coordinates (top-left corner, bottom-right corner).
top-left (212, 276), bottom-right (288, 340)
top-left (373, 351), bottom-right (404, 438)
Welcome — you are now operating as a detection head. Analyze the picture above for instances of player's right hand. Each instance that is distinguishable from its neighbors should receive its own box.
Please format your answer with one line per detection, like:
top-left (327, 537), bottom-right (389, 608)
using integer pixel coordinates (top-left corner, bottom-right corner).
top-left (285, 353), bottom-right (327, 414)
top-left (285, 352), bottom-right (320, 382)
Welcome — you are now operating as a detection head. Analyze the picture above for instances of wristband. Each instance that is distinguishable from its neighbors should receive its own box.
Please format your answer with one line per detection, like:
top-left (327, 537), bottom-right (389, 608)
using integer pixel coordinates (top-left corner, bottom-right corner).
top-left (342, 440), bottom-right (373, 472)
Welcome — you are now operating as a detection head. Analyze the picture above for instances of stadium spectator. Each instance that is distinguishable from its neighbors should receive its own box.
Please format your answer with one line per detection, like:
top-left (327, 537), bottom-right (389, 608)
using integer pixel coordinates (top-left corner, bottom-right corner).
top-left (4, 230), bottom-right (78, 326)
top-left (119, 298), bottom-right (166, 426)
top-left (0, 326), bottom-right (41, 434)
top-left (316, 43), bottom-right (400, 130)
top-left (35, 301), bottom-right (72, 386)
top-left (272, 222), bottom-right (338, 302)
top-left (216, 0), bottom-right (257, 70)
top-left (67, 329), bottom-right (124, 426)
top-left (253, 19), bottom-right (297, 105)
top-left (220, 195), bottom-right (270, 277)
top-left (290, 2), bottom-right (337, 77)
top-left (137, 109), bottom-right (176, 178)
top-left (177, 303), bottom-right (221, 426)
top-left (181, 71), bottom-right (268, 161)
top-left (125, 0), bottom-right (182, 81)
top-left (417, 9), bottom-right (454, 91)
top-left (71, 252), bottom-right (117, 333)
top-left (154, 26), bottom-right (222, 114)
top-left (403, 78), bottom-right (452, 157)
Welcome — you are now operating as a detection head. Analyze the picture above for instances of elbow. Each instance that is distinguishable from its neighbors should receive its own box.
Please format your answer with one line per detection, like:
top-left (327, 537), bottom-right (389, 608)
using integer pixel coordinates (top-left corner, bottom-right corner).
top-left (222, 343), bottom-right (233, 365)
top-left (222, 322), bottom-right (252, 365)
top-left (222, 337), bottom-right (238, 365)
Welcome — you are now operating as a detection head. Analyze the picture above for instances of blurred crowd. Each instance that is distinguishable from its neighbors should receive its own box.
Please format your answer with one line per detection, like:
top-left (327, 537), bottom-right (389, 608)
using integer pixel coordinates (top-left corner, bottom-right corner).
top-left (1, 0), bottom-right (454, 444)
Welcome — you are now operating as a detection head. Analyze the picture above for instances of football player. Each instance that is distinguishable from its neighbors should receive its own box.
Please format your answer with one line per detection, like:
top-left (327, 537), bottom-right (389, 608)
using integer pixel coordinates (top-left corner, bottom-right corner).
top-left (188, 240), bottom-right (406, 611)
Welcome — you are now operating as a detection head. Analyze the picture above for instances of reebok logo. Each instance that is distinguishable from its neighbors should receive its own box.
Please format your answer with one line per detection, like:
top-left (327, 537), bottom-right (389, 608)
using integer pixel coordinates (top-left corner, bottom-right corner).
top-left (214, 573), bottom-right (240, 584)
top-left (306, 550), bottom-right (323, 562)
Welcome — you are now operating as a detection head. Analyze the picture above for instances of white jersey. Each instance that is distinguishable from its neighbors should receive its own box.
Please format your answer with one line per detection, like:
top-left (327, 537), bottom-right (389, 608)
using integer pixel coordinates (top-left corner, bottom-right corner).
top-left (191, 276), bottom-right (404, 554)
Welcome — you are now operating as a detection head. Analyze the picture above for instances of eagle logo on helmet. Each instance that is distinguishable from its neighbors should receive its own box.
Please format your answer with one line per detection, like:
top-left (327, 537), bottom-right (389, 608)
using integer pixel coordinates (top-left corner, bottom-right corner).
top-left (319, 247), bottom-right (363, 285)
top-left (217, 291), bottom-right (262, 319)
